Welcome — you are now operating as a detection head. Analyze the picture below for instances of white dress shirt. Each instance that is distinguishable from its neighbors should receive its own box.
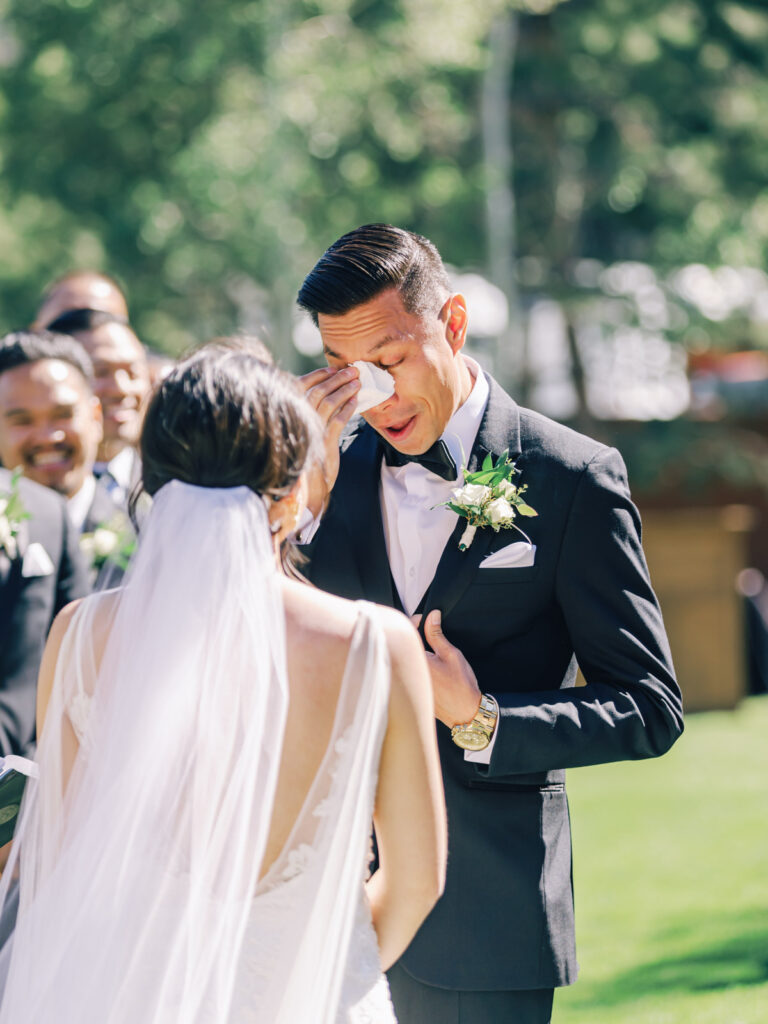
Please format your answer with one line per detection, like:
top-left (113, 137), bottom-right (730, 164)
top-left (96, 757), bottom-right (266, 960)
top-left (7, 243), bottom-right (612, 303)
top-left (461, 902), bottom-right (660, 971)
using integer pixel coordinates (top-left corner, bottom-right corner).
top-left (383, 358), bottom-right (499, 764)
top-left (381, 358), bottom-right (488, 616)
top-left (94, 446), bottom-right (140, 508)
top-left (301, 356), bottom-right (500, 763)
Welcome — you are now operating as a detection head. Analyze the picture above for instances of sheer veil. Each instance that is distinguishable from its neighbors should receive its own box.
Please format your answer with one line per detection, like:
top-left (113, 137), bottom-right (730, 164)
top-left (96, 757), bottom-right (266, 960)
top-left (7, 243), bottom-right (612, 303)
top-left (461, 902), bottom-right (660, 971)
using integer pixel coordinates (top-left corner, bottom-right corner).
top-left (0, 480), bottom-right (390, 1023)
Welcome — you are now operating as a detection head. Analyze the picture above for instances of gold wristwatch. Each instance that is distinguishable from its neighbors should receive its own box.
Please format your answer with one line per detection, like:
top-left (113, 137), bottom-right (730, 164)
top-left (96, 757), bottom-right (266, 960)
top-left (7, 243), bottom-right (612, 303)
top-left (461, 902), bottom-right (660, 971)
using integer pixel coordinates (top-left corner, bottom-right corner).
top-left (450, 694), bottom-right (498, 751)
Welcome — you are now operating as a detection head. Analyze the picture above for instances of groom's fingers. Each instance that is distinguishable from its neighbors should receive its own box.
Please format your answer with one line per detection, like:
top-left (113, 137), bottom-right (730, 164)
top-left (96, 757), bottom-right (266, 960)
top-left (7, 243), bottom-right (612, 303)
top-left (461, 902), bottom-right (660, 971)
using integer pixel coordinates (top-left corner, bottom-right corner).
top-left (301, 365), bottom-right (360, 428)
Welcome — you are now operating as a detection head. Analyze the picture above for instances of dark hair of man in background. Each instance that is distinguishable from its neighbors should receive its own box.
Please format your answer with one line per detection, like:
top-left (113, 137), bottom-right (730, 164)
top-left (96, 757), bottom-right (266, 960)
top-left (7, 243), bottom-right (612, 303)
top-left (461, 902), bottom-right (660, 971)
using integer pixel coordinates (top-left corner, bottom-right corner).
top-left (0, 330), bottom-right (94, 385)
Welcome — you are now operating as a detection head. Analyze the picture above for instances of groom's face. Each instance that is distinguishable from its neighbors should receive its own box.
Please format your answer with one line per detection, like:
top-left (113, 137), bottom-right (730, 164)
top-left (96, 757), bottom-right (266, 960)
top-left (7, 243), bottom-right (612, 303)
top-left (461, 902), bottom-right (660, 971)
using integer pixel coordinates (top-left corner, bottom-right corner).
top-left (318, 288), bottom-right (466, 455)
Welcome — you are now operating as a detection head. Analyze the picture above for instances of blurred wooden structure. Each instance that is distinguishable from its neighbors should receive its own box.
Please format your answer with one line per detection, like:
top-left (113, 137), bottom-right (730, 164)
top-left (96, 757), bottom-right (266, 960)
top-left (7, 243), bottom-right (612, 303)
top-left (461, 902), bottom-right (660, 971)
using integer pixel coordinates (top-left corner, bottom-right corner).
top-left (640, 506), bottom-right (753, 713)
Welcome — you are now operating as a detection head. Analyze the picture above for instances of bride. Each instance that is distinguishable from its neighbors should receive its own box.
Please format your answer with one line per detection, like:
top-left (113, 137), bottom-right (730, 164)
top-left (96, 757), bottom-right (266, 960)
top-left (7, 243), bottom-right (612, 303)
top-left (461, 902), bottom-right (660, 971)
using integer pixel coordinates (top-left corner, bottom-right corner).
top-left (0, 346), bottom-right (446, 1022)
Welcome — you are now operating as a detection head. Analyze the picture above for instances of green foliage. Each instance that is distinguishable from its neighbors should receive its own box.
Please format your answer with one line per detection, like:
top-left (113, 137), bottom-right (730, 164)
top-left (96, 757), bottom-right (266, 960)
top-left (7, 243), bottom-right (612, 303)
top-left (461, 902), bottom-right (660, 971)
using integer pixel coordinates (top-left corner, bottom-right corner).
top-left (0, 0), bottom-right (765, 375)
top-left (0, 0), bottom-right (503, 357)
top-left (511, 0), bottom-right (768, 281)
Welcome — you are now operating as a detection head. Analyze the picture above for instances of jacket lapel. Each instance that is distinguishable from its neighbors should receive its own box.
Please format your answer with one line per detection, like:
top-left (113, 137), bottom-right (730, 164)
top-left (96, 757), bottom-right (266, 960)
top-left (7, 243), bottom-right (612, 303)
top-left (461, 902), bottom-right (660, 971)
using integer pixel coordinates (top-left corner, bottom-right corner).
top-left (83, 477), bottom-right (120, 535)
top-left (421, 374), bottom-right (522, 625)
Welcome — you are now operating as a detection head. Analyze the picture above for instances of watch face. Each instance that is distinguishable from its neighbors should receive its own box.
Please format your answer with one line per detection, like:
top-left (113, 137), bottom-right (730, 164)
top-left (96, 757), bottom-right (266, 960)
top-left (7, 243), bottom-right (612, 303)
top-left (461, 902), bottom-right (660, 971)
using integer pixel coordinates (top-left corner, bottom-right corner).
top-left (452, 726), bottom-right (490, 751)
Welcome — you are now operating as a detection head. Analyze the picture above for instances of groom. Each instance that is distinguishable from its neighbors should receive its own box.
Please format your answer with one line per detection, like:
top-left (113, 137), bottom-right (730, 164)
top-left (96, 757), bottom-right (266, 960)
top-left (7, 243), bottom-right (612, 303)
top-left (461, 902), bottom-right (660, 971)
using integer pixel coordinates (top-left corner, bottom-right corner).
top-left (298, 224), bottom-right (683, 1024)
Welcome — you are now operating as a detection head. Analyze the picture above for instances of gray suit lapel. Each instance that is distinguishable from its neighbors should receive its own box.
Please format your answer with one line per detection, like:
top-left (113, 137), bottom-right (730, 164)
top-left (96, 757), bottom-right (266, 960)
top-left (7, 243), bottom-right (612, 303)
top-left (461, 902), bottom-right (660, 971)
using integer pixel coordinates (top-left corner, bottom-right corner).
top-left (83, 477), bottom-right (120, 535)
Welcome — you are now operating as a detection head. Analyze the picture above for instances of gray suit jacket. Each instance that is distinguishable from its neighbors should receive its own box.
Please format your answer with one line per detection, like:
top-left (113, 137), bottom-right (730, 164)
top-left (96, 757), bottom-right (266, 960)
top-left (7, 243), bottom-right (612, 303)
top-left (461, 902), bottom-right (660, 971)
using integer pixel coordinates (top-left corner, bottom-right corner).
top-left (0, 471), bottom-right (90, 755)
top-left (303, 374), bottom-right (683, 991)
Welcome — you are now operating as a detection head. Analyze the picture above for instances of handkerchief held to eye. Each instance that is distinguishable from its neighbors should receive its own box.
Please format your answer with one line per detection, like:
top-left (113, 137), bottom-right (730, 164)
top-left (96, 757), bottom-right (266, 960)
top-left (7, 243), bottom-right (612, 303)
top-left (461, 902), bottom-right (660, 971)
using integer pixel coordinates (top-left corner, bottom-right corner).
top-left (21, 541), bottom-right (55, 578)
top-left (479, 541), bottom-right (536, 570)
top-left (351, 361), bottom-right (395, 413)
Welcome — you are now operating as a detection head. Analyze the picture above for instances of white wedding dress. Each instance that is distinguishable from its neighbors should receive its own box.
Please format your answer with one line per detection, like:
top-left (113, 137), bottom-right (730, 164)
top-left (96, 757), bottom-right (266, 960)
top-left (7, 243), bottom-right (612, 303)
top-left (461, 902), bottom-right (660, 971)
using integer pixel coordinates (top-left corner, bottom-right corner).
top-left (0, 483), bottom-right (398, 1023)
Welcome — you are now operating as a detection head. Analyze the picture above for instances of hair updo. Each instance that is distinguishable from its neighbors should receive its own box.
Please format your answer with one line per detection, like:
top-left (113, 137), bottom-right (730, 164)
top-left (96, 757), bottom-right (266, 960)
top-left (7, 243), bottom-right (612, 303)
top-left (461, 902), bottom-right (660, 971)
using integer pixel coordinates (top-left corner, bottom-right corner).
top-left (135, 346), bottom-right (323, 574)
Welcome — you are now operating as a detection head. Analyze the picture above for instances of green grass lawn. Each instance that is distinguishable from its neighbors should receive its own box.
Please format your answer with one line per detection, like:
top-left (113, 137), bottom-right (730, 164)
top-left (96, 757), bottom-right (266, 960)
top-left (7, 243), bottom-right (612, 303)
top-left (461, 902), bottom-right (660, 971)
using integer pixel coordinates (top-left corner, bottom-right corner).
top-left (555, 696), bottom-right (768, 1024)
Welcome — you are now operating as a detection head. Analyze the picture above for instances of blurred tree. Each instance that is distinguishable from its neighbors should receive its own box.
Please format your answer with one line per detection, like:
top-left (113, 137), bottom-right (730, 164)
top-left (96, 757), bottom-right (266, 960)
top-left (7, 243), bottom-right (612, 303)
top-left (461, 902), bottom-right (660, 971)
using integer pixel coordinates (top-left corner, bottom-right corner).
top-left (0, 0), bottom-right (765, 386)
top-left (506, 0), bottom-right (768, 413)
top-left (0, 0), bottom-right (503, 358)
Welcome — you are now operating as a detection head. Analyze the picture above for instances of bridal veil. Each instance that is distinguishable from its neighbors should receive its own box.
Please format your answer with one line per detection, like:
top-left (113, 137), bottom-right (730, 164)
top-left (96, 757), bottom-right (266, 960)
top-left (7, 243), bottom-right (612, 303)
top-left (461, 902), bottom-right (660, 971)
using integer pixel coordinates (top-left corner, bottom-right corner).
top-left (0, 480), bottom-right (390, 1022)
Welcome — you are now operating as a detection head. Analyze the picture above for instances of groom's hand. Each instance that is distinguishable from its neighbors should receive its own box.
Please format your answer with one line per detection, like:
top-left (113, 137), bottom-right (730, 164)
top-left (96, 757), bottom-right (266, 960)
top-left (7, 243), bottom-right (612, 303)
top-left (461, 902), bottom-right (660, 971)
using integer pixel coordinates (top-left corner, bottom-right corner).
top-left (299, 365), bottom-right (360, 516)
top-left (421, 610), bottom-right (482, 729)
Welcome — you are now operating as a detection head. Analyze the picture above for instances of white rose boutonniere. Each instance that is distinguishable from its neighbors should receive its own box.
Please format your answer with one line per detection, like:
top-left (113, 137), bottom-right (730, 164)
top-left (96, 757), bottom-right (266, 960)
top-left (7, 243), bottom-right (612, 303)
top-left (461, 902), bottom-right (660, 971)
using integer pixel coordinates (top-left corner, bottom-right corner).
top-left (0, 469), bottom-right (30, 560)
top-left (80, 513), bottom-right (136, 572)
top-left (438, 450), bottom-right (537, 551)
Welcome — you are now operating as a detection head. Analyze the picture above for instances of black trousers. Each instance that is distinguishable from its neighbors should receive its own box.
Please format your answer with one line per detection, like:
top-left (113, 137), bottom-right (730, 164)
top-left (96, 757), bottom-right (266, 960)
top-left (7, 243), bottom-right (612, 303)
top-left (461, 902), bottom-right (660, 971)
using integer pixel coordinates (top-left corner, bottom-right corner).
top-left (388, 963), bottom-right (554, 1024)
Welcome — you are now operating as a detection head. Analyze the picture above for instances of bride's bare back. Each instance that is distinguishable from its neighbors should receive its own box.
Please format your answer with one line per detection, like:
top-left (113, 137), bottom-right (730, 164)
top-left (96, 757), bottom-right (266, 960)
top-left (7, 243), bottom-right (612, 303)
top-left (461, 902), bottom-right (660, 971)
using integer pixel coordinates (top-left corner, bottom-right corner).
top-left (37, 578), bottom-right (445, 971)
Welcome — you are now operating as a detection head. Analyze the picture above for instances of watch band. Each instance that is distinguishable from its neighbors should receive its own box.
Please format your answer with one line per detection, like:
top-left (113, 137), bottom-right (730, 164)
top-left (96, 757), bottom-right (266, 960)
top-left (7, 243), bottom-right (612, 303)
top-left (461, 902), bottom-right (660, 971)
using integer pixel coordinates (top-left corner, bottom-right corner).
top-left (450, 693), bottom-right (498, 751)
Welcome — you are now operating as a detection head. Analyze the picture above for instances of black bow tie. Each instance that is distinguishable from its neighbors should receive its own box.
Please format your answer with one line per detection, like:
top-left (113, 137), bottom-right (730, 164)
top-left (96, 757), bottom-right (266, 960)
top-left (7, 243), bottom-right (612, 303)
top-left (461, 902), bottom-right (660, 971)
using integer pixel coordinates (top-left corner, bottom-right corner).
top-left (382, 439), bottom-right (457, 482)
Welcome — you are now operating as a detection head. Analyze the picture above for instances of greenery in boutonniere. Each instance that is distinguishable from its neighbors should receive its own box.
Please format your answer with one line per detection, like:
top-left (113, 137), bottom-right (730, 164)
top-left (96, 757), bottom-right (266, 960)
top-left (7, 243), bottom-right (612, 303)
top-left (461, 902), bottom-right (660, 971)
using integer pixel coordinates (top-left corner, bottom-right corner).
top-left (80, 513), bottom-right (136, 572)
top-left (0, 469), bottom-right (30, 560)
top-left (440, 450), bottom-right (537, 551)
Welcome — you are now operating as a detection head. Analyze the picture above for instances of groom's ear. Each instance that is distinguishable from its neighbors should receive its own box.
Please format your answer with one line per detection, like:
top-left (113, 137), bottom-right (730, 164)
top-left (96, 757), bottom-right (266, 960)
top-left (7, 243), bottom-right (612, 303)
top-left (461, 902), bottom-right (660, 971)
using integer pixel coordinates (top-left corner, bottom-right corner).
top-left (442, 294), bottom-right (468, 355)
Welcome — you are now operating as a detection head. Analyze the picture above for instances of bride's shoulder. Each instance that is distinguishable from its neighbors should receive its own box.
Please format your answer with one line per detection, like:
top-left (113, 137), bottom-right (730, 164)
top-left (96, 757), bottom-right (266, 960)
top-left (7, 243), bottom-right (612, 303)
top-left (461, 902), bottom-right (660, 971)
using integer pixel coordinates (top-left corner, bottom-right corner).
top-left (281, 579), bottom-right (422, 687)
top-left (281, 578), bottom-right (360, 643)
top-left (282, 580), bottom-right (413, 646)
top-left (44, 589), bottom-right (121, 670)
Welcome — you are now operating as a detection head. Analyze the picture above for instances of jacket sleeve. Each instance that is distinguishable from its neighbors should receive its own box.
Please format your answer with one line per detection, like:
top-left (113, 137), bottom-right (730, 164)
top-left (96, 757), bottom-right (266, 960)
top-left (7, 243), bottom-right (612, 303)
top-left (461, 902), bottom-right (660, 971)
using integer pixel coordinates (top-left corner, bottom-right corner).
top-left (484, 447), bottom-right (683, 777)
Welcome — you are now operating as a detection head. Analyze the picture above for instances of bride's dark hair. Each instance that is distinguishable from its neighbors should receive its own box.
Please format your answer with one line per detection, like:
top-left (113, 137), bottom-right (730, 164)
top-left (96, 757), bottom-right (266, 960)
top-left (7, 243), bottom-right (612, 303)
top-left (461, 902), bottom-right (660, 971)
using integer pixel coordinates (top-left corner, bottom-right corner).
top-left (134, 345), bottom-right (323, 575)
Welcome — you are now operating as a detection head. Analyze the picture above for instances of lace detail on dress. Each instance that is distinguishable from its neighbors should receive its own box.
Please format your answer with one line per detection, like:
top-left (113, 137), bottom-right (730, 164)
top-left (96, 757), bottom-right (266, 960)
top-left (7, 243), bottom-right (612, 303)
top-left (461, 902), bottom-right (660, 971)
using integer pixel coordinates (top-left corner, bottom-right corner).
top-left (279, 843), bottom-right (315, 883)
top-left (66, 691), bottom-right (93, 748)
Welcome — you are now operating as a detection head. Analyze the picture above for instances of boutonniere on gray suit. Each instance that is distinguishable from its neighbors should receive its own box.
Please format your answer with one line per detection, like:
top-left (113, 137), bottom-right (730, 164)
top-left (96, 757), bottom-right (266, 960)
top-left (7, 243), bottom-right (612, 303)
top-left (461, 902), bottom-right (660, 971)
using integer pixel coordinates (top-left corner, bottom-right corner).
top-left (0, 470), bottom-right (30, 562)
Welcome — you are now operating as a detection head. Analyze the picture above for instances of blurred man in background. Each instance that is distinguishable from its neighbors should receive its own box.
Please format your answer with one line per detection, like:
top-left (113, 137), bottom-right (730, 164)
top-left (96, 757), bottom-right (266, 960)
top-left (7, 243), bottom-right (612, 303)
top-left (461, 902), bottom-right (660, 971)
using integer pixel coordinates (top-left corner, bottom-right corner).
top-left (0, 331), bottom-right (130, 575)
top-left (46, 310), bottom-right (150, 505)
top-left (33, 270), bottom-right (128, 331)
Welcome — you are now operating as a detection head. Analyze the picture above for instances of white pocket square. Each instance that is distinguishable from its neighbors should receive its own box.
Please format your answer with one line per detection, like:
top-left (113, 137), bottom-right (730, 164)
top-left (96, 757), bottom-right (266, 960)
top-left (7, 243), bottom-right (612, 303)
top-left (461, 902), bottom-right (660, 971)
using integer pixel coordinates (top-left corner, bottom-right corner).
top-left (21, 542), bottom-right (54, 578)
top-left (479, 541), bottom-right (536, 570)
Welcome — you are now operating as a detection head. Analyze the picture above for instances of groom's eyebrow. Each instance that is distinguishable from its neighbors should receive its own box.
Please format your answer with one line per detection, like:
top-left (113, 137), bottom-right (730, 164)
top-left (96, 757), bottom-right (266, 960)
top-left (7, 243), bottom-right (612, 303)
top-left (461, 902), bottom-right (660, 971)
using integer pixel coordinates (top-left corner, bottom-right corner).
top-left (323, 335), bottom-right (399, 360)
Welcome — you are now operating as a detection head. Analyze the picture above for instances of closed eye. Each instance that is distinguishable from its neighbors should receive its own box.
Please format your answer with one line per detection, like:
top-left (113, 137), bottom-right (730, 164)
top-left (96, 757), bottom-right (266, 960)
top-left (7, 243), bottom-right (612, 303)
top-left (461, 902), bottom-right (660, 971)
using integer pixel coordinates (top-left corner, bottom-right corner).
top-left (380, 359), bottom-right (403, 369)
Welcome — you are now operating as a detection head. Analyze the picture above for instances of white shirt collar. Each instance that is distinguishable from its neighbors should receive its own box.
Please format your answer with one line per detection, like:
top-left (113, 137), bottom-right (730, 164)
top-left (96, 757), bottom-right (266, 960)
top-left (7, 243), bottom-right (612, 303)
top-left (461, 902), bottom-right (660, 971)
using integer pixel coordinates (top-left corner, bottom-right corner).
top-left (106, 446), bottom-right (139, 490)
top-left (440, 356), bottom-right (489, 475)
top-left (67, 474), bottom-right (96, 533)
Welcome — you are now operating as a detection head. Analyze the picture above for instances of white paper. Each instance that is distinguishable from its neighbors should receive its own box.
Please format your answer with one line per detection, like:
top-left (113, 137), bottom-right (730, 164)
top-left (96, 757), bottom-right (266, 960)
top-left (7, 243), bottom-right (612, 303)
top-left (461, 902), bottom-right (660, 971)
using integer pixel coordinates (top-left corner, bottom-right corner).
top-left (479, 541), bottom-right (536, 569)
top-left (351, 360), bottom-right (395, 413)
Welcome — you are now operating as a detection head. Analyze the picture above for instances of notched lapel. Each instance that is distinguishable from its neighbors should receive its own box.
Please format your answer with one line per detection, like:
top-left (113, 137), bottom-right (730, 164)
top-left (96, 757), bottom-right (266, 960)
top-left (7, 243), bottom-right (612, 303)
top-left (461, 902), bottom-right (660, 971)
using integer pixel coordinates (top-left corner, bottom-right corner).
top-left (421, 375), bottom-right (524, 628)
top-left (421, 518), bottom-right (495, 632)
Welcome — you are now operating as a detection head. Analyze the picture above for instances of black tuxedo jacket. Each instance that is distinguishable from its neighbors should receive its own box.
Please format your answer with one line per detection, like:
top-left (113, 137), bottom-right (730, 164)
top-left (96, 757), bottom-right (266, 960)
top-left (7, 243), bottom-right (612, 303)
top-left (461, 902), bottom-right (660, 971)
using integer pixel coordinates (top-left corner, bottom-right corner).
top-left (0, 471), bottom-right (90, 755)
top-left (303, 374), bottom-right (683, 991)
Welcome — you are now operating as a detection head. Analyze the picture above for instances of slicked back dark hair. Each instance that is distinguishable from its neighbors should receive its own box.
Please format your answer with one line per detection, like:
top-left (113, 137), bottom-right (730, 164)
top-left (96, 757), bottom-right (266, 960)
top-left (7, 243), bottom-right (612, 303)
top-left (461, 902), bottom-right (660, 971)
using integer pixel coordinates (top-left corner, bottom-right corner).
top-left (0, 329), bottom-right (94, 385)
top-left (297, 223), bottom-right (451, 326)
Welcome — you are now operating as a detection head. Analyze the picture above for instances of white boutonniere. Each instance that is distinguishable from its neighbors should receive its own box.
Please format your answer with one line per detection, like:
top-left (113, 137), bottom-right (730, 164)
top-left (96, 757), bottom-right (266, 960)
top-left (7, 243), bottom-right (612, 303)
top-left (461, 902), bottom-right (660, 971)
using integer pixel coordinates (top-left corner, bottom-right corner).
top-left (0, 469), bottom-right (30, 560)
top-left (80, 513), bottom-right (135, 572)
top-left (439, 450), bottom-right (537, 551)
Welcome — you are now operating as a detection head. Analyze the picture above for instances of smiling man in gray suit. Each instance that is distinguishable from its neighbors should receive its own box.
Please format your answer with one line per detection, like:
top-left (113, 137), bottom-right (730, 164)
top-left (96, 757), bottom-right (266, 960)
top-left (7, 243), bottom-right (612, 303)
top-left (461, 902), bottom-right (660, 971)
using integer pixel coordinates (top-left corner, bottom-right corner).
top-left (297, 224), bottom-right (683, 1024)
top-left (0, 468), bottom-right (89, 757)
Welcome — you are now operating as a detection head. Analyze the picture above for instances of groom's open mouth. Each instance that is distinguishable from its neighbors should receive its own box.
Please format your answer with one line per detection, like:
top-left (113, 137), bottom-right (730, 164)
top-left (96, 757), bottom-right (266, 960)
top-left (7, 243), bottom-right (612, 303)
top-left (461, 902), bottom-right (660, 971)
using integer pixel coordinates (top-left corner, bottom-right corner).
top-left (381, 415), bottom-right (417, 445)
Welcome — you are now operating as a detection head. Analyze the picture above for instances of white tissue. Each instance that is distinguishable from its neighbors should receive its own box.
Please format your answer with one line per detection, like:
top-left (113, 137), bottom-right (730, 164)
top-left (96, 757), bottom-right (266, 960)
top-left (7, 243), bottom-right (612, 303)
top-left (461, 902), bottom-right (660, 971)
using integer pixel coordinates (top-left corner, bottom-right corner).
top-left (351, 360), bottom-right (395, 413)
